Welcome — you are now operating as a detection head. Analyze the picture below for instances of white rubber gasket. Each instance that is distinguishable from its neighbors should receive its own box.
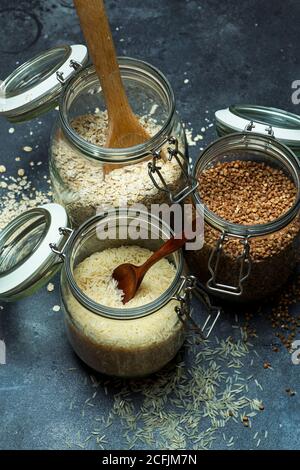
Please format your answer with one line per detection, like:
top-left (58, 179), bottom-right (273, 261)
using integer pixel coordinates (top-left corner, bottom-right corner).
top-left (216, 108), bottom-right (300, 144)
top-left (0, 45), bottom-right (88, 117)
top-left (0, 203), bottom-right (68, 295)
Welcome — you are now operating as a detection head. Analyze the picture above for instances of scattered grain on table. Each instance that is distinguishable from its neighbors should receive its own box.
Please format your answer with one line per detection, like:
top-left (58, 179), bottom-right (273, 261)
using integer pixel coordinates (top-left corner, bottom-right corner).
top-left (240, 274), bottom-right (300, 351)
top-left (286, 388), bottom-right (296, 397)
top-left (69, 331), bottom-right (263, 450)
top-left (0, 172), bottom-right (51, 230)
top-left (23, 146), bottom-right (33, 152)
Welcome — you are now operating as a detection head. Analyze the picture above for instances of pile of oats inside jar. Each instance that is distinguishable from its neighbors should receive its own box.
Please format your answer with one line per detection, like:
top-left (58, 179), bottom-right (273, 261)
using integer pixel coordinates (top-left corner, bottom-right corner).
top-left (51, 111), bottom-right (184, 226)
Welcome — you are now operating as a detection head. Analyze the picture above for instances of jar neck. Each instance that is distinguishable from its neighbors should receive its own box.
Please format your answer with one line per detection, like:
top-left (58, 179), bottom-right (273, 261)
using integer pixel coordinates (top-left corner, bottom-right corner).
top-left (64, 208), bottom-right (184, 319)
top-left (193, 132), bottom-right (300, 238)
top-left (59, 58), bottom-right (176, 163)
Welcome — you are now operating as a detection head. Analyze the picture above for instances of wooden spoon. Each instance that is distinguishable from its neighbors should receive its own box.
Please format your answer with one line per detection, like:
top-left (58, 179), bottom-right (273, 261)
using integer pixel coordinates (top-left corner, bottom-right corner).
top-left (112, 233), bottom-right (188, 304)
top-left (74, 0), bottom-right (153, 173)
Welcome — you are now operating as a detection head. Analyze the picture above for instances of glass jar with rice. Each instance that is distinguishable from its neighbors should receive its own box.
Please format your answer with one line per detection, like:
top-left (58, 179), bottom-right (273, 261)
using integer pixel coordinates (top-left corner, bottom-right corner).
top-left (0, 205), bottom-right (220, 377)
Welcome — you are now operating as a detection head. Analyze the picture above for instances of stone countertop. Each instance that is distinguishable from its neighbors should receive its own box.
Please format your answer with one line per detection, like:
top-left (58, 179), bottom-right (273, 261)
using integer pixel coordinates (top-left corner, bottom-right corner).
top-left (0, 0), bottom-right (300, 450)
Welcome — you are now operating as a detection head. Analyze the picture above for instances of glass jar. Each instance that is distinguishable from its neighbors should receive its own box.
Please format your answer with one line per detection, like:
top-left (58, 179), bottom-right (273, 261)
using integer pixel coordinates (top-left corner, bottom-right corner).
top-left (0, 46), bottom-right (196, 228)
top-left (0, 204), bottom-right (220, 377)
top-left (49, 57), bottom-right (192, 227)
top-left (185, 129), bottom-right (300, 302)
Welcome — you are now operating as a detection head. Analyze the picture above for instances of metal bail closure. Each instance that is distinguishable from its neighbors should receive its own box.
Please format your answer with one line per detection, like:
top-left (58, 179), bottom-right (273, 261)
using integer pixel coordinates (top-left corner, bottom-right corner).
top-left (243, 121), bottom-right (275, 152)
top-left (50, 227), bottom-right (74, 261)
top-left (0, 203), bottom-right (71, 302)
top-left (173, 275), bottom-right (221, 339)
top-left (207, 233), bottom-right (251, 296)
top-left (215, 105), bottom-right (300, 149)
top-left (148, 136), bottom-right (199, 204)
top-left (0, 44), bottom-right (88, 122)
top-left (244, 120), bottom-right (274, 137)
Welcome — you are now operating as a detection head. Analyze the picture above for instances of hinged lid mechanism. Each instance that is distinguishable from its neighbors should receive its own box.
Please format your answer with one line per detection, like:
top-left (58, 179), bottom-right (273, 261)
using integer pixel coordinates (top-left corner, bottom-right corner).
top-left (0, 44), bottom-right (88, 122)
top-left (215, 105), bottom-right (300, 152)
top-left (0, 203), bottom-right (69, 301)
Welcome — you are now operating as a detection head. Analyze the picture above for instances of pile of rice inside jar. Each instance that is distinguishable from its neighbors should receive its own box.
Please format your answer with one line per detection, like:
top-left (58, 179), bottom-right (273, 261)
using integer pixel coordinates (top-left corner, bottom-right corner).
top-left (62, 245), bottom-right (186, 377)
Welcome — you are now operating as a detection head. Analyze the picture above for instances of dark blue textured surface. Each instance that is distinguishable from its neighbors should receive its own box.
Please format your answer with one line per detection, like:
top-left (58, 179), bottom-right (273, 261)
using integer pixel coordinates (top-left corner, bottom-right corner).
top-left (0, 0), bottom-right (300, 450)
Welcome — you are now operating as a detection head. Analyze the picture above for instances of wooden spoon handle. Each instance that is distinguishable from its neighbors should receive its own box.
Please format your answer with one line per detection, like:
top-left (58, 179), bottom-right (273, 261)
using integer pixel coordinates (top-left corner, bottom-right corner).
top-left (140, 233), bottom-right (188, 275)
top-left (73, 0), bottom-right (130, 119)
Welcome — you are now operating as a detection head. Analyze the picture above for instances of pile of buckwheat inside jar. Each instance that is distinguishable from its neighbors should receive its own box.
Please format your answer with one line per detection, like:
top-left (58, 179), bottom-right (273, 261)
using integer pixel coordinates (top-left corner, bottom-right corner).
top-left (51, 111), bottom-right (184, 226)
top-left (186, 160), bottom-right (300, 301)
top-left (199, 161), bottom-right (296, 225)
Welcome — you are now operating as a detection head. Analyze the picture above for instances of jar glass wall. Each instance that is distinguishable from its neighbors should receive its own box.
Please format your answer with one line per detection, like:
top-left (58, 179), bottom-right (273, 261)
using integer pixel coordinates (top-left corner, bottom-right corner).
top-left (50, 58), bottom-right (187, 227)
top-left (60, 210), bottom-right (187, 377)
top-left (185, 133), bottom-right (300, 302)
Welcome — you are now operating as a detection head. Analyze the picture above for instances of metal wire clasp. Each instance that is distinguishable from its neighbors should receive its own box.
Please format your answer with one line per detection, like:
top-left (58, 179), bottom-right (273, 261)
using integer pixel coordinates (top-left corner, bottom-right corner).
top-left (49, 227), bottom-right (74, 261)
top-left (56, 59), bottom-right (83, 85)
top-left (244, 121), bottom-right (274, 137)
top-left (148, 136), bottom-right (199, 204)
top-left (207, 233), bottom-right (251, 296)
top-left (173, 275), bottom-right (221, 339)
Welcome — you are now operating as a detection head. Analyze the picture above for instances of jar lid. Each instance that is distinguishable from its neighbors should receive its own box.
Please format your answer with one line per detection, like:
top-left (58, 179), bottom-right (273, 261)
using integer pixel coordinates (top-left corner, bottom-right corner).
top-left (0, 44), bottom-right (88, 122)
top-left (215, 104), bottom-right (300, 149)
top-left (0, 203), bottom-right (68, 301)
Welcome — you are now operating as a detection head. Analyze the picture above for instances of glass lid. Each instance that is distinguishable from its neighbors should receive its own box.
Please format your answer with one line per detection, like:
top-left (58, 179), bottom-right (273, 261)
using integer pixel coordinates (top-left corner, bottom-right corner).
top-left (215, 104), bottom-right (300, 149)
top-left (0, 44), bottom-right (88, 122)
top-left (0, 203), bottom-right (68, 301)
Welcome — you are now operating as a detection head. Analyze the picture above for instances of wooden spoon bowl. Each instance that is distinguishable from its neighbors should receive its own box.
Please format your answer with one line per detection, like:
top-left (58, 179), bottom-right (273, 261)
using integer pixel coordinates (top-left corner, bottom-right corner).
top-left (113, 233), bottom-right (187, 304)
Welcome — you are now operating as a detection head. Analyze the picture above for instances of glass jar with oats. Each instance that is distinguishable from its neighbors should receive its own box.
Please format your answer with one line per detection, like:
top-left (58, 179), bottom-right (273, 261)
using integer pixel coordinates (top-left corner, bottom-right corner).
top-left (0, 205), bottom-right (220, 377)
top-left (0, 45), bottom-right (195, 228)
top-left (49, 57), bottom-right (195, 227)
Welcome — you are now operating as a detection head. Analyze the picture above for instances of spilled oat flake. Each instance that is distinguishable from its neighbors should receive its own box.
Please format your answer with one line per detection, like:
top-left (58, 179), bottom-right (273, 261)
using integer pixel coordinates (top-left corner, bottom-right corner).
top-left (0, 172), bottom-right (51, 230)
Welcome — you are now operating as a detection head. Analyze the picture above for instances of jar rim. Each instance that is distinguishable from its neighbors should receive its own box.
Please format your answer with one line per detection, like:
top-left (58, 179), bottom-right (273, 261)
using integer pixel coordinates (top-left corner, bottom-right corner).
top-left (59, 57), bottom-right (176, 163)
top-left (63, 208), bottom-right (184, 319)
top-left (192, 132), bottom-right (300, 237)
